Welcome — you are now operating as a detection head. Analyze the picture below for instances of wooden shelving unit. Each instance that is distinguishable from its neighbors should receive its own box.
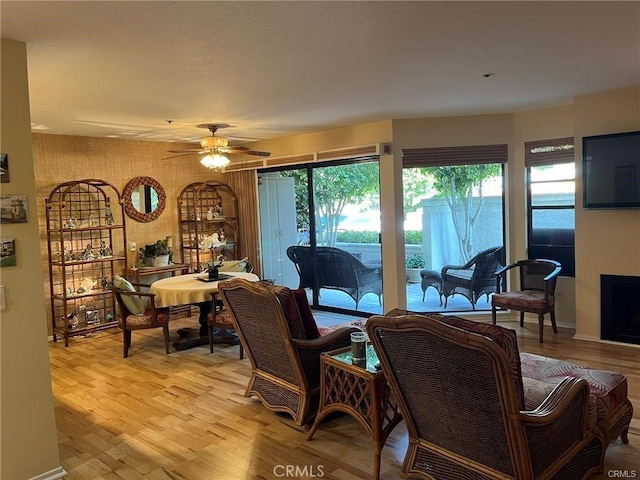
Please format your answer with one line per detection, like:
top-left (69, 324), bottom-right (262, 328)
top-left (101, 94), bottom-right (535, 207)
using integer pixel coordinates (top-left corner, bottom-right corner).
top-left (45, 179), bottom-right (127, 346)
top-left (178, 181), bottom-right (240, 272)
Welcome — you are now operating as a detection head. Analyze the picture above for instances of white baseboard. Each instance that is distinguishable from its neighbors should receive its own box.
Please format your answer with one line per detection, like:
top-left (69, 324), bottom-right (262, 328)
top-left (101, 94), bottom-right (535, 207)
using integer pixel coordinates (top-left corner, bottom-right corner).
top-left (29, 466), bottom-right (67, 480)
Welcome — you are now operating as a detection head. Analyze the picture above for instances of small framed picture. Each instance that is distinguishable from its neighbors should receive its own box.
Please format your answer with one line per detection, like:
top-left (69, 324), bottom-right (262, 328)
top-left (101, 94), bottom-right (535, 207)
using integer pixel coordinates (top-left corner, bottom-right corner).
top-left (0, 194), bottom-right (28, 224)
top-left (0, 238), bottom-right (16, 267)
top-left (0, 154), bottom-right (8, 183)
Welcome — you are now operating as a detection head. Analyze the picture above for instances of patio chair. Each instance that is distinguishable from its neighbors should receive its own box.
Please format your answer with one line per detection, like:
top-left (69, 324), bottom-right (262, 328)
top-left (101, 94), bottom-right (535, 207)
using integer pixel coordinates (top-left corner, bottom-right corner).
top-left (218, 278), bottom-right (360, 426)
top-left (441, 246), bottom-right (503, 309)
top-left (366, 312), bottom-right (605, 480)
top-left (492, 258), bottom-right (562, 343)
top-left (287, 245), bottom-right (382, 308)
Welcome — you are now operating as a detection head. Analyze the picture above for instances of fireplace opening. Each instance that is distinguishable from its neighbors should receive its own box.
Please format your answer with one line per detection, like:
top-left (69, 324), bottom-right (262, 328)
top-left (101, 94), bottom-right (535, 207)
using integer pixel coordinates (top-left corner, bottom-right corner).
top-left (601, 274), bottom-right (640, 345)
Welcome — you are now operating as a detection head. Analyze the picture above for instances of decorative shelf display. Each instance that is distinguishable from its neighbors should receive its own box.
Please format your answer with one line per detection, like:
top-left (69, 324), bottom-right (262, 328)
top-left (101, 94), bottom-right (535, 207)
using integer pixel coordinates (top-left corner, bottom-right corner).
top-left (45, 179), bottom-right (127, 346)
top-left (178, 180), bottom-right (240, 272)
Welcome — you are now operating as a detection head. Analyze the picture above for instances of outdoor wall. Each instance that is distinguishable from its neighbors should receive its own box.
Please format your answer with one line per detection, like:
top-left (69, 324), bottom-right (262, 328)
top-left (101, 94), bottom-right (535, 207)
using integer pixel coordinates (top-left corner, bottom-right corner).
top-left (421, 196), bottom-right (504, 269)
top-left (574, 85), bottom-right (640, 341)
top-left (0, 38), bottom-right (63, 480)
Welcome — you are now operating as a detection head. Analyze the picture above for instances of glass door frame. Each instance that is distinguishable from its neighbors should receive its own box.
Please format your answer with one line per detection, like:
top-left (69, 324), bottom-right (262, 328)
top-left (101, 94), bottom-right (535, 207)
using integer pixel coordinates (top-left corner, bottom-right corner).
top-left (258, 156), bottom-right (381, 316)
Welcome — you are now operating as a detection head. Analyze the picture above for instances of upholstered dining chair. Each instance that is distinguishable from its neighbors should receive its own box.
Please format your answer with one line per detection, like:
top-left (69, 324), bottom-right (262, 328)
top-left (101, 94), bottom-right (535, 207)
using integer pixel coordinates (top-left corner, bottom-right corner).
top-left (367, 313), bottom-right (605, 480)
top-left (112, 275), bottom-right (172, 358)
top-left (492, 259), bottom-right (562, 343)
top-left (218, 278), bottom-right (360, 426)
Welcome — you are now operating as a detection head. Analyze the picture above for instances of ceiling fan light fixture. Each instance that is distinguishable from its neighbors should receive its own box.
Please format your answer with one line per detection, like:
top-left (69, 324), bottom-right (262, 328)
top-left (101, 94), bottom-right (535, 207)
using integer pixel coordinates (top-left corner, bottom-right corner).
top-left (200, 136), bottom-right (228, 148)
top-left (200, 152), bottom-right (230, 170)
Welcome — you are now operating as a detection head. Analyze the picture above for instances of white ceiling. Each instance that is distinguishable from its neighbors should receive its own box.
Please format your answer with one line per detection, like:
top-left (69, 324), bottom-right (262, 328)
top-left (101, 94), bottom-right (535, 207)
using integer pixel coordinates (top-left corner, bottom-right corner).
top-left (2, 1), bottom-right (639, 145)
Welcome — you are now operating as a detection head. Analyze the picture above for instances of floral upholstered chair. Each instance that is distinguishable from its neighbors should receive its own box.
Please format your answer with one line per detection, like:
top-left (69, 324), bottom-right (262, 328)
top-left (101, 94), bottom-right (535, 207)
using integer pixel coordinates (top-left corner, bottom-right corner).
top-left (491, 259), bottom-right (562, 343)
top-left (113, 275), bottom-right (172, 358)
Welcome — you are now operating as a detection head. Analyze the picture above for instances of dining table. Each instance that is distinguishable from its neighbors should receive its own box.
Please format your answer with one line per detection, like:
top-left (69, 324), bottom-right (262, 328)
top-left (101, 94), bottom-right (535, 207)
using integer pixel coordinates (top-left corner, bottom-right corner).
top-left (150, 271), bottom-right (260, 350)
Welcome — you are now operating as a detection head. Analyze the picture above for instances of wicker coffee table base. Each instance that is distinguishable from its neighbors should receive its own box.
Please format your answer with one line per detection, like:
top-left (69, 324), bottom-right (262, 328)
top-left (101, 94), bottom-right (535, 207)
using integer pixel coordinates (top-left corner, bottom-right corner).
top-left (307, 348), bottom-right (402, 480)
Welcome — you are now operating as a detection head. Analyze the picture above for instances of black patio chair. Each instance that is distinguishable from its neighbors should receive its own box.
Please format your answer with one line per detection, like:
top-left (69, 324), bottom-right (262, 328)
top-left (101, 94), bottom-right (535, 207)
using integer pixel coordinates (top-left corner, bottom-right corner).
top-left (441, 246), bottom-right (503, 309)
top-left (286, 245), bottom-right (382, 308)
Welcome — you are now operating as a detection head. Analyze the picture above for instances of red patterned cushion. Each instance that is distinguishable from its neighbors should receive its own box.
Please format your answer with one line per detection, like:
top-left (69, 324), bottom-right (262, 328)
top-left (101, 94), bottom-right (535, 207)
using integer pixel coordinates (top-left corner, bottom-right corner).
top-left (520, 352), bottom-right (628, 427)
top-left (257, 281), bottom-right (307, 340)
top-left (522, 377), bottom-right (598, 430)
top-left (492, 290), bottom-right (554, 310)
top-left (292, 289), bottom-right (320, 340)
top-left (317, 318), bottom-right (366, 336)
top-left (119, 309), bottom-right (169, 327)
top-left (206, 310), bottom-right (235, 328)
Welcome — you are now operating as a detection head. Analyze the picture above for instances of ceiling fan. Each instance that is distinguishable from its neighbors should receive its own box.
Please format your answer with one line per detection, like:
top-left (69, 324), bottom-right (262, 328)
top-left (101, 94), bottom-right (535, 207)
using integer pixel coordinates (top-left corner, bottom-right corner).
top-left (165, 123), bottom-right (270, 169)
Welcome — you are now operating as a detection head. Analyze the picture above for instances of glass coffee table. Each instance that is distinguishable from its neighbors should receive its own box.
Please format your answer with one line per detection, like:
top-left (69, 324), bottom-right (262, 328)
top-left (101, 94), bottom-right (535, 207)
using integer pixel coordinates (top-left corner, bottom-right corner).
top-left (306, 344), bottom-right (402, 480)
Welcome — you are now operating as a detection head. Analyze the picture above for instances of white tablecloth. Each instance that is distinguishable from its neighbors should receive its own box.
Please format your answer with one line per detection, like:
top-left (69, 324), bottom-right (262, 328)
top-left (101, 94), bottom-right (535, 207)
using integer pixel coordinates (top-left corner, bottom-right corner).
top-left (149, 271), bottom-right (259, 308)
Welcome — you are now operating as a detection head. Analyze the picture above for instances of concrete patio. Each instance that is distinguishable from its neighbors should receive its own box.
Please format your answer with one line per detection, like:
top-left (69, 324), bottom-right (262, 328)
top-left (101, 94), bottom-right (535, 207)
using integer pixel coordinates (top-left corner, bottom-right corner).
top-left (305, 280), bottom-right (492, 317)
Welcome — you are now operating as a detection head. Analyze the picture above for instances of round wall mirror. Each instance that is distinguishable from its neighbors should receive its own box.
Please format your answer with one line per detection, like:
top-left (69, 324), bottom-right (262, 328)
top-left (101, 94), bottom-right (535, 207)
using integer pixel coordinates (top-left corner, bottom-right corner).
top-left (122, 176), bottom-right (166, 222)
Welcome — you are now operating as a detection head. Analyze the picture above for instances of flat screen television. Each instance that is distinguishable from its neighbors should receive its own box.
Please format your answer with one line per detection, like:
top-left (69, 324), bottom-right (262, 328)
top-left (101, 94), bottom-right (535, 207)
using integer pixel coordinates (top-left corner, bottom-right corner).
top-left (582, 131), bottom-right (640, 209)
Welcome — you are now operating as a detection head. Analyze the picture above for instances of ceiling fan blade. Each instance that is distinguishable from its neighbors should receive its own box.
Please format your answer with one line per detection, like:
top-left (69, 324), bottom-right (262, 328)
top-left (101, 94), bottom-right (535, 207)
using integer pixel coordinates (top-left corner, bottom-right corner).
top-left (222, 146), bottom-right (271, 157)
top-left (167, 149), bottom-right (207, 154)
top-left (162, 152), bottom-right (203, 160)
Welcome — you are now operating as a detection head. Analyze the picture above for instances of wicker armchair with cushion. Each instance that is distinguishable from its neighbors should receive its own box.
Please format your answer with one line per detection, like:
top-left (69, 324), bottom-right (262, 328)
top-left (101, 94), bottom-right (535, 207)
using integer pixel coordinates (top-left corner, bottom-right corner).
top-left (492, 258), bottom-right (562, 343)
top-left (218, 278), bottom-right (361, 426)
top-left (367, 312), bottom-right (606, 480)
top-left (287, 245), bottom-right (382, 308)
top-left (441, 246), bottom-right (503, 309)
top-left (113, 275), bottom-right (172, 358)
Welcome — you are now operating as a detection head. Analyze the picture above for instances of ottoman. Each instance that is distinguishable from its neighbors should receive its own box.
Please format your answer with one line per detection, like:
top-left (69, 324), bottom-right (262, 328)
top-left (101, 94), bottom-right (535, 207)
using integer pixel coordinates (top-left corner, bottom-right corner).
top-left (520, 352), bottom-right (633, 444)
top-left (420, 269), bottom-right (443, 304)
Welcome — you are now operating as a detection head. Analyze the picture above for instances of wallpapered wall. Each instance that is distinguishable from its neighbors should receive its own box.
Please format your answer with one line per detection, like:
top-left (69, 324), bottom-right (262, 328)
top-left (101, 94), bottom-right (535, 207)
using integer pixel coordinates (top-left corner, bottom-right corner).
top-left (32, 133), bottom-right (260, 335)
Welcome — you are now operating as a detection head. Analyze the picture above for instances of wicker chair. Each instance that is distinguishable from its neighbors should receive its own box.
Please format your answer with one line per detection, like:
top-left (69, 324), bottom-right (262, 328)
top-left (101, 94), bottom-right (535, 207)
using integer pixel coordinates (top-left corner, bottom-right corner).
top-left (287, 245), bottom-right (382, 308)
top-left (218, 278), bottom-right (360, 426)
top-left (367, 313), bottom-right (605, 480)
top-left (441, 246), bottom-right (503, 309)
top-left (492, 259), bottom-right (562, 343)
top-left (113, 278), bottom-right (172, 358)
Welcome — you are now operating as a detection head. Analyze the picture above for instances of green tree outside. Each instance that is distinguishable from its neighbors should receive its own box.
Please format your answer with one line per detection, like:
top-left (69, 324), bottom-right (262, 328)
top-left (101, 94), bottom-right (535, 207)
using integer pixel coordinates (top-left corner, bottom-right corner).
top-left (403, 164), bottom-right (501, 262)
top-left (283, 162), bottom-right (379, 246)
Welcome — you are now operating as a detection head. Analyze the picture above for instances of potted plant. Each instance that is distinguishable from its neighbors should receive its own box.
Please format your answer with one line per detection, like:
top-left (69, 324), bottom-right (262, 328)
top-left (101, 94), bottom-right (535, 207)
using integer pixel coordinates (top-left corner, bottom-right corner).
top-left (139, 239), bottom-right (171, 267)
top-left (204, 254), bottom-right (225, 280)
top-left (405, 253), bottom-right (426, 283)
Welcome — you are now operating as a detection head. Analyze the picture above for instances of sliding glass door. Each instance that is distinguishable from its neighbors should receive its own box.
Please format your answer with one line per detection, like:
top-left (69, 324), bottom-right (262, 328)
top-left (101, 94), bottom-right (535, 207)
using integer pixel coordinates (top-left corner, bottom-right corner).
top-left (258, 158), bottom-right (382, 315)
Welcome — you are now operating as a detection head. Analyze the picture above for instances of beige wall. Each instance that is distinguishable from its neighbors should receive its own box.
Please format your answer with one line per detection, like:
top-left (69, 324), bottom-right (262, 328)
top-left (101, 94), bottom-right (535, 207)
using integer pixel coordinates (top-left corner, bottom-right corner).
top-left (574, 86), bottom-right (640, 340)
top-left (29, 88), bottom-right (640, 338)
top-left (0, 38), bottom-right (62, 480)
top-left (513, 104), bottom-right (577, 326)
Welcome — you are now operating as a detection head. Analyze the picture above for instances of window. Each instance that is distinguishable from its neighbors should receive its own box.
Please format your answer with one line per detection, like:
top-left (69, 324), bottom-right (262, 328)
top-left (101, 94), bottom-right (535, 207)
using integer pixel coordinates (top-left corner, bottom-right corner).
top-left (402, 144), bottom-right (507, 312)
top-left (525, 138), bottom-right (575, 277)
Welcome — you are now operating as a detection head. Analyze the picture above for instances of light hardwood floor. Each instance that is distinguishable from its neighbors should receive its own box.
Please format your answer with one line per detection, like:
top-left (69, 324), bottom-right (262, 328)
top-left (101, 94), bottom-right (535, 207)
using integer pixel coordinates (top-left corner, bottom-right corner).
top-left (51, 313), bottom-right (639, 479)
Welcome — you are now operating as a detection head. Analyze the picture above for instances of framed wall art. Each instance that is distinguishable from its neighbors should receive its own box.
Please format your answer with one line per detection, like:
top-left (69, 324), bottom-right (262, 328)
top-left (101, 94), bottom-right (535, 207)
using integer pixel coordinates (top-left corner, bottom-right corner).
top-left (0, 238), bottom-right (16, 267)
top-left (0, 154), bottom-right (8, 183)
top-left (0, 194), bottom-right (28, 224)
